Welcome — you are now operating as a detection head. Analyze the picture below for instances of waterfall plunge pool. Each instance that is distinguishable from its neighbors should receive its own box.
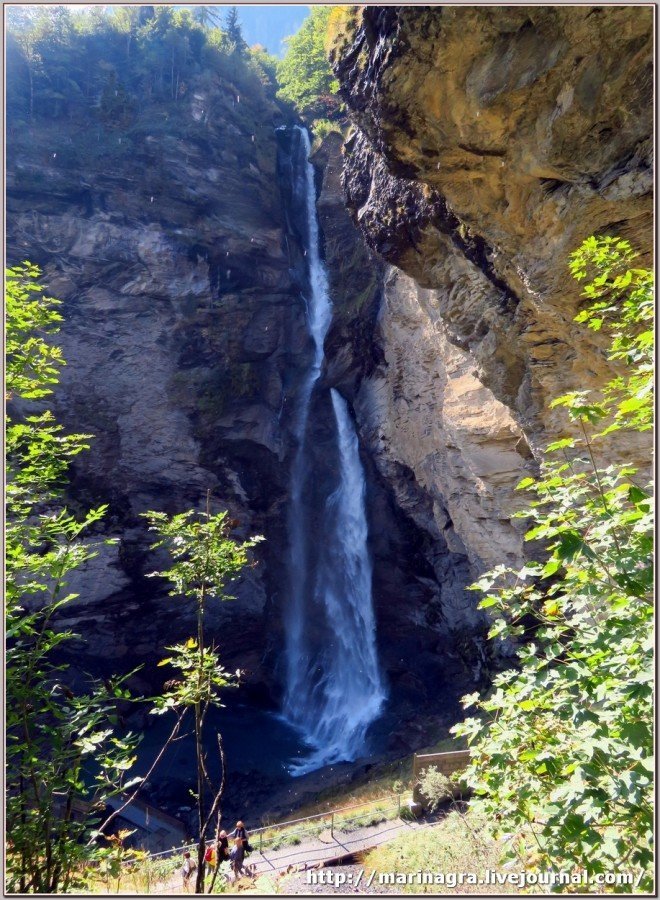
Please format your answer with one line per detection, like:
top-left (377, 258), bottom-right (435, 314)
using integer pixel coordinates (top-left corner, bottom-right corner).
top-left (131, 700), bottom-right (391, 824)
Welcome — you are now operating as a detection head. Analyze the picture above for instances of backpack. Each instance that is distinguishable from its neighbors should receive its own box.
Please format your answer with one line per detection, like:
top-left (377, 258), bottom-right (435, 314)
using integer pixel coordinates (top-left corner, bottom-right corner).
top-left (204, 847), bottom-right (214, 863)
top-left (182, 858), bottom-right (196, 878)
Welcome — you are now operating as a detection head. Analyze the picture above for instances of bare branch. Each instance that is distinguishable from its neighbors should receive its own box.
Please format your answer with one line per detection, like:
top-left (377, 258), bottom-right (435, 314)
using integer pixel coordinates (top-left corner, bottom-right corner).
top-left (87, 709), bottom-right (186, 846)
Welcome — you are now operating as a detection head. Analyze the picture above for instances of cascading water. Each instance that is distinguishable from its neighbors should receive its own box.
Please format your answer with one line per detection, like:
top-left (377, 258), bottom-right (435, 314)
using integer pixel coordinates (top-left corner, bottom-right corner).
top-left (282, 127), bottom-right (386, 775)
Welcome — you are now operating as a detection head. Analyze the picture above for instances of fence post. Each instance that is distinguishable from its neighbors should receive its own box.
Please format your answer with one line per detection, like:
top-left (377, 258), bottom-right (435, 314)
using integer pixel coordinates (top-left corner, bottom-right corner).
top-left (330, 813), bottom-right (334, 839)
top-left (397, 794), bottom-right (401, 818)
top-left (259, 830), bottom-right (263, 853)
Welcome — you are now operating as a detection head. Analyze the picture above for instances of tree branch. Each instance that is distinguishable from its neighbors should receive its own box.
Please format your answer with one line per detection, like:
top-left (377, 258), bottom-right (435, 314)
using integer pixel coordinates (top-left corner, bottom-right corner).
top-left (87, 709), bottom-right (186, 846)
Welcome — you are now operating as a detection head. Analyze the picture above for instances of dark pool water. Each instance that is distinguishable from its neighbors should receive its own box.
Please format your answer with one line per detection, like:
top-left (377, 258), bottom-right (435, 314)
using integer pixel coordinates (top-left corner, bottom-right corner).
top-left (136, 704), bottom-right (308, 782)
top-left (131, 699), bottom-right (391, 823)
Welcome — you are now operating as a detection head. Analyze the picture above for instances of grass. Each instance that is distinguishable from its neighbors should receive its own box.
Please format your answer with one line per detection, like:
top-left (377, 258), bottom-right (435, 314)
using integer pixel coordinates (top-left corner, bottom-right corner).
top-left (360, 806), bottom-right (522, 894)
top-left (85, 853), bottom-right (183, 894)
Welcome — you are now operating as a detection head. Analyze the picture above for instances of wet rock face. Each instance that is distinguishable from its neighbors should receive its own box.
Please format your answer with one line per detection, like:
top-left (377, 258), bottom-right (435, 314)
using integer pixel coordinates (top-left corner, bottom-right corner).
top-left (334, 4), bottom-right (653, 438)
top-left (6, 74), bottom-right (308, 688)
top-left (311, 131), bottom-right (386, 399)
top-left (329, 4), bottom-right (652, 582)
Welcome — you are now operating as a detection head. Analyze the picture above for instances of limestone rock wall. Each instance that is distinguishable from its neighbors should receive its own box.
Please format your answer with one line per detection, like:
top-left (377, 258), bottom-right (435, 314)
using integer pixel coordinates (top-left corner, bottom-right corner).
top-left (356, 266), bottom-right (531, 577)
top-left (6, 73), bottom-right (307, 690)
top-left (330, 5), bottom-right (653, 577)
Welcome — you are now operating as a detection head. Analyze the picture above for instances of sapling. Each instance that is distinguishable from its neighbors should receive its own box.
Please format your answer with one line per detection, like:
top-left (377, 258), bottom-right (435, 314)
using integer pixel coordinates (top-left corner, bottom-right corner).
top-left (144, 498), bottom-right (263, 893)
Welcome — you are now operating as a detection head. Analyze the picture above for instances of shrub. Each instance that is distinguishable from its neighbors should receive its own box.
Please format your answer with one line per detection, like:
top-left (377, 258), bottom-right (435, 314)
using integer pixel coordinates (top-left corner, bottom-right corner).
top-left (5, 264), bottom-right (141, 893)
top-left (312, 117), bottom-right (342, 141)
top-left (455, 237), bottom-right (653, 891)
top-left (417, 767), bottom-right (457, 812)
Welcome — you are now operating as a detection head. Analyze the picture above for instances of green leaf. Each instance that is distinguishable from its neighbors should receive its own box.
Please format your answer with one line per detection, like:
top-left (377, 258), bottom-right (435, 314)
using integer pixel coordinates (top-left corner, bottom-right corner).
top-left (556, 530), bottom-right (586, 559)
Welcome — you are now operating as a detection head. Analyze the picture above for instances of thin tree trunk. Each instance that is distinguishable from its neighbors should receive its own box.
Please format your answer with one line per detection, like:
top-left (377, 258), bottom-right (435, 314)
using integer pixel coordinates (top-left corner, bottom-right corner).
top-left (207, 734), bottom-right (227, 894)
top-left (19, 775), bottom-right (27, 893)
top-left (91, 710), bottom-right (186, 843)
top-left (194, 492), bottom-right (215, 893)
top-left (194, 696), bottom-right (206, 893)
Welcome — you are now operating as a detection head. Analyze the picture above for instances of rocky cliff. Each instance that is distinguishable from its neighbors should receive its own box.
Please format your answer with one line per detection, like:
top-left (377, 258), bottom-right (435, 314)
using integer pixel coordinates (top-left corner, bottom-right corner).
top-left (7, 69), bottom-right (309, 693)
top-left (6, 5), bottom-right (653, 790)
top-left (330, 5), bottom-right (653, 574)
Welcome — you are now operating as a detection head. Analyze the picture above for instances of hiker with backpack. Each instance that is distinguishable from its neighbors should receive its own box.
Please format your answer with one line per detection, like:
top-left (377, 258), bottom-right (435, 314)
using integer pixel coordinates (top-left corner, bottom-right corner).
top-left (204, 843), bottom-right (217, 872)
top-left (181, 851), bottom-right (197, 891)
top-left (217, 830), bottom-right (230, 861)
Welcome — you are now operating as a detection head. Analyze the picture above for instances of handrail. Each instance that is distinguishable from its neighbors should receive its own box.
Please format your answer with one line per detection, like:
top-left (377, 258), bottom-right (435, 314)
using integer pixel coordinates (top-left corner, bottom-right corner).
top-left (128, 813), bottom-right (435, 894)
top-left (251, 794), bottom-right (399, 835)
top-left (120, 793), bottom-right (405, 866)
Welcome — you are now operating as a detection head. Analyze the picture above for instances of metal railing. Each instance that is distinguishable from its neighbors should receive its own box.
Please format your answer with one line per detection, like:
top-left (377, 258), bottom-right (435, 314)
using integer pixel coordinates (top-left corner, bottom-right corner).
top-left (120, 793), bottom-right (407, 867)
top-left (252, 794), bottom-right (404, 853)
top-left (126, 815), bottom-right (438, 895)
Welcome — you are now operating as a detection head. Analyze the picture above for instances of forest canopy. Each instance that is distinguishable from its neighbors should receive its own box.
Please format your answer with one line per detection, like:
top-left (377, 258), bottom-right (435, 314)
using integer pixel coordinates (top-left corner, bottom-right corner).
top-left (6, 5), bottom-right (279, 126)
top-left (276, 6), bottom-right (341, 120)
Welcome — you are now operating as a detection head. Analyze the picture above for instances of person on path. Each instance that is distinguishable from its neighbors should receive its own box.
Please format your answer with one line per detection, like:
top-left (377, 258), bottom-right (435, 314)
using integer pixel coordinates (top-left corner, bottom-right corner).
top-left (229, 836), bottom-right (245, 879)
top-left (217, 830), bottom-right (230, 861)
top-left (230, 820), bottom-right (251, 852)
top-left (181, 851), bottom-right (196, 891)
top-left (204, 842), bottom-right (217, 872)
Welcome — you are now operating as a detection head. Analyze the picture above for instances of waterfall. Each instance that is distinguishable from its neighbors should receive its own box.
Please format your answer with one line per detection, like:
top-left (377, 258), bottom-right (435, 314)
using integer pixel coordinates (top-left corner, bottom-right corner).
top-left (282, 127), bottom-right (386, 775)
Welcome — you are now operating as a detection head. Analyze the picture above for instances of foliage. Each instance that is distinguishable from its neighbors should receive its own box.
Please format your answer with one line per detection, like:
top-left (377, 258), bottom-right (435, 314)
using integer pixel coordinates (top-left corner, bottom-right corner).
top-left (454, 237), bottom-right (653, 891)
top-left (276, 7), bottom-right (340, 119)
top-left (249, 45), bottom-right (279, 92)
top-left (417, 767), bottom-right (461, 812)
top-left (360, 808), bottom-right (512, 894)
top-left (95, 830), bottom-right (148, 893)
top-left (193, 6), bottom-right (223, 32)
top-left (6, 4), bottom-right (273, 128)
top-left (222, 6), bottom-right (248, 55)
top-left (5, 264), bottom-right (142, 893)
top-left (143, 505), bottom-right (261, 615)
top-left (143, 504), bottom-right (263, 892)
top-left (155, 636), bottom-right (238, 713)
top-left (311, 116), bottom-right (343, 144)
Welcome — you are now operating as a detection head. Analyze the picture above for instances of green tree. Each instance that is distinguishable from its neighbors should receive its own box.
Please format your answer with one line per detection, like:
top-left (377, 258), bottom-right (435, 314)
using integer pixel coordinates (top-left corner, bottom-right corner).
top-left (143, 500), bottom-right (263, 893)
top-left (5, 265), bottom-right (257, 893)
top-left (193, 5), bottom-right (222, 31)
top-left (98, 71), bottom-right (134, 126)
top-left (5, 264), bottom-right (142, 893)
top-left (223, 6), bottom-right (248, 55)
top-left (6, 4), bottom-right (270, 127)
top-left (276, 6), bottom-right (340, 119)
top-left (6, 8), bottom-right (42, 120)
top-left (250, 44), bottom-right (279, 92)
top-left (454, 237), bottom-right (653, 891)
